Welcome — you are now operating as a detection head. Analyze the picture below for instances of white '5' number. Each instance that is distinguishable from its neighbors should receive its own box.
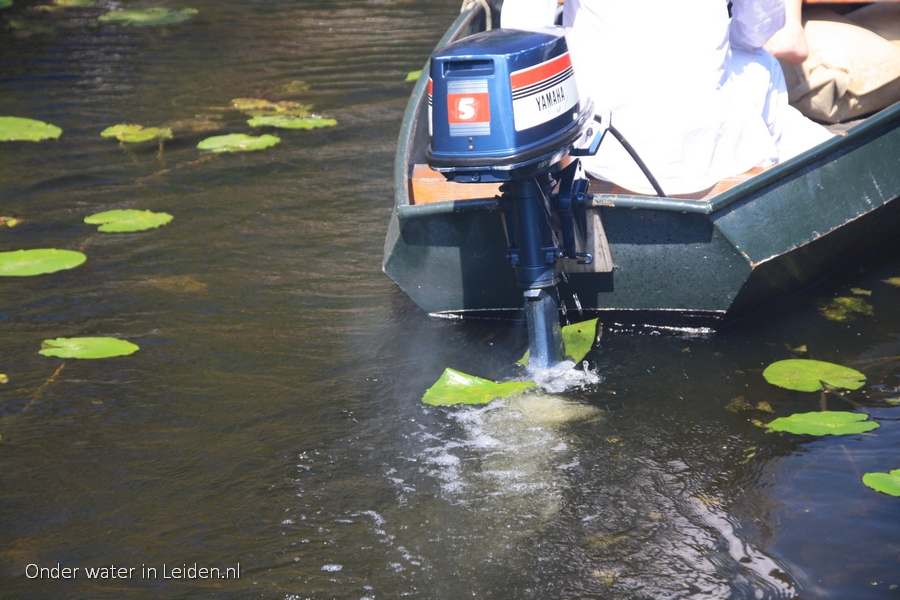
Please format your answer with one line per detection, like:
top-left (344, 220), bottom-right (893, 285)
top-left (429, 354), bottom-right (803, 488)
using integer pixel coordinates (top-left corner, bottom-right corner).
top-left (457, 97), bottom-right (476, 121)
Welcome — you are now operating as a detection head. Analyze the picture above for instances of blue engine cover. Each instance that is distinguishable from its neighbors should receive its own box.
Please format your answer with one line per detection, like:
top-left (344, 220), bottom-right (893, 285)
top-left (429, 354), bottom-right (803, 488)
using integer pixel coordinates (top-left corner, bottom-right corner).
top-left (426, 28), bottom-right (587, 178)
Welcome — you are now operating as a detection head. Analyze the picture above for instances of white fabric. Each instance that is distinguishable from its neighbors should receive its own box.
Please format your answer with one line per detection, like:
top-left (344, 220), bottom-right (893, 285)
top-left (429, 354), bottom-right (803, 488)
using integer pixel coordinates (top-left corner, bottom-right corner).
top-left (500, 0), bottom-right (834, 195)
top-left (499, 0), bottom-right (556, 30)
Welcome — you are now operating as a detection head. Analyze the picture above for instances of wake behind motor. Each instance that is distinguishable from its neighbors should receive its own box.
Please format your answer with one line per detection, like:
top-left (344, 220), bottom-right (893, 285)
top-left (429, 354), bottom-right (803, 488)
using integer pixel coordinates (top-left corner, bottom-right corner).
top-left (425, 27), bottom-right (604, 368)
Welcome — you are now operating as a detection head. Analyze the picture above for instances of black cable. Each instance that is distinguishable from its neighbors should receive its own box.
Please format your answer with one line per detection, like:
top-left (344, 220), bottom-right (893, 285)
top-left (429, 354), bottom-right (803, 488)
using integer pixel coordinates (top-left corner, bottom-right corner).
top-left (606, 121), bottom-right (667, 198)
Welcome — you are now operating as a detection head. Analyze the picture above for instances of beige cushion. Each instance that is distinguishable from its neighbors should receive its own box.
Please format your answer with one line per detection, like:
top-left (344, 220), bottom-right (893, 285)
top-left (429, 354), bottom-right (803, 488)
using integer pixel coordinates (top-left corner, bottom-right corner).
top-left (845, 3), bottom-right (900, 47)
top-left (782, 7), bottom-right (900, 123)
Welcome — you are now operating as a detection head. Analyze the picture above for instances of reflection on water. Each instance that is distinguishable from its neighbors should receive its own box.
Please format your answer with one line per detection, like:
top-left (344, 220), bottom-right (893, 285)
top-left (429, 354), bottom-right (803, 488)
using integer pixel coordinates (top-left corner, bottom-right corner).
top-left (1, 0), bottom-right (900, 598)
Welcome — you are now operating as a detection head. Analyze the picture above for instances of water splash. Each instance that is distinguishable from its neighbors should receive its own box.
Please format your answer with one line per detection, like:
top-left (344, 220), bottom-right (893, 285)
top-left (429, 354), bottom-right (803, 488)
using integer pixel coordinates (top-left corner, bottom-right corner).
top-left (526, 359), bottom-right (602, 394)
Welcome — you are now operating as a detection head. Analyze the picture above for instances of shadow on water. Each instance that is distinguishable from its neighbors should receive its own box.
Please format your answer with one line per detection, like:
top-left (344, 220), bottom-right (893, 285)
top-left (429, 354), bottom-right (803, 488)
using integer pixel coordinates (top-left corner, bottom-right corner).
top-left (1, 0), bottom-right (900, 599)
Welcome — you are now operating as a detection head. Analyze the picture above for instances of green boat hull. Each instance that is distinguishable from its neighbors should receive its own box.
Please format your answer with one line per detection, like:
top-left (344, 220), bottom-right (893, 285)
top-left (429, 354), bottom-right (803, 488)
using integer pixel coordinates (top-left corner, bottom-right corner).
top-left (384, 6), bottom-right (900, 329)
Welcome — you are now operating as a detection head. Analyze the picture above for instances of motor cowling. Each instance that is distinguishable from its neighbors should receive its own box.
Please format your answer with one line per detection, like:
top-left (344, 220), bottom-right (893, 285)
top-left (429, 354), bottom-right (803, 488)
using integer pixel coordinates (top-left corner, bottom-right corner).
top-left (426, 28), bottom-right (593, 182)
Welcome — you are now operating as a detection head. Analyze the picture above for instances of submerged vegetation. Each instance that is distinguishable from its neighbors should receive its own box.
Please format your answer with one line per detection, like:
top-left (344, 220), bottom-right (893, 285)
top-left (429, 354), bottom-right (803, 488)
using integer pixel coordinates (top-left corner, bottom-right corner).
top-left (97, 7), bottom-right (197, 26)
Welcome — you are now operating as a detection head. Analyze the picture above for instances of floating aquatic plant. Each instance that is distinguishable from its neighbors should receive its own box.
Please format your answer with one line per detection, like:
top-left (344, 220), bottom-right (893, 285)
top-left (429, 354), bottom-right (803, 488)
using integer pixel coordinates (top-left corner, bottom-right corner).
top-left (767, 411), bottom-right (879, 436)
top-left (820, 296), bottom-right (873, 321)
top-left (84, 209), bottom-right (173, 233)
top-left (0, 117), bottom-right (62, 142)
top-left (247, 115), bottom-right (336, 129)
top-left (862, 469), bottom-right (900, 496)
top-left (763, 359), bottom-right (866, 392)
top-left (422, 368), bottom-right (534, 406)
top-left (0, 249), bottom-right (86, 276)
top-left (197, 133), bottom-right (280, 153)
top-left (101, 124), bottom-right (173, 143)
top-left (39, 337), bottom-right (139, 359)
top-left (520, 318), bottom-right (599, 366)
top-left (98, 7), bottom-right (197, 26)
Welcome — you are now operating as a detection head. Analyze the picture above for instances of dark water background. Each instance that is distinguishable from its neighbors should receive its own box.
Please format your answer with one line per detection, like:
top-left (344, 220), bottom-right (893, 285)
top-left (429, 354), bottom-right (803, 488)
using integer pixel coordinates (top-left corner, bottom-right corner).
top-left (1, 1), bottom-right (899, 598)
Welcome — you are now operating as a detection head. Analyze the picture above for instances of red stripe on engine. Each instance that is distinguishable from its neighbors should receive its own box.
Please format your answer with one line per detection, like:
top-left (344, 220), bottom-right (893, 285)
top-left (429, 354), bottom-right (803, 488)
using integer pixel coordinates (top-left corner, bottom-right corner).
top-left (510, 53), bottom-right (572, 90)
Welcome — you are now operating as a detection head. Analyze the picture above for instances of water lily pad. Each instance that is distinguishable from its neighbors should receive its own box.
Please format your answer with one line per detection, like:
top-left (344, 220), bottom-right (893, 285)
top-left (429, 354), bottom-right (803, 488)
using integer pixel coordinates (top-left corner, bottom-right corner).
top-left (820, 296), bottom-right (873, 321)
top-left (422, 368), bottom-right (535, 406)
top-left (101, 124), bottom-right (172, 143)
top-left (767, 411), bottom-right (879, 436)
top-left (197, 133), bottom-right (280, 153)
top-left (0, 117), bottom-right (62, 142)
top-left (862, 469), bottom-right (900, 496)
top-left (763, 359), bottom-right (866, 392)
top-left (98, 7), bottom-right (197, 26)
top-left (84, 209), bottom-right (173, 233)
top-left (247, 115), bottom-right (336, 129)
top-left (39, 337), bottom-right (139, 359)
top-left (0, 249), bottom-right (86, 276)
top-left (520, 318), bottom-right (599, 366)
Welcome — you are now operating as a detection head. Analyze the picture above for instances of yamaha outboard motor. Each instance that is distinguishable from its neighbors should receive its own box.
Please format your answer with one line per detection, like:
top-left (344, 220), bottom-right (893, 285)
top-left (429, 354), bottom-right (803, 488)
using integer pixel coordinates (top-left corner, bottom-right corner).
top-left (426, 27), bottom-right (605, 368)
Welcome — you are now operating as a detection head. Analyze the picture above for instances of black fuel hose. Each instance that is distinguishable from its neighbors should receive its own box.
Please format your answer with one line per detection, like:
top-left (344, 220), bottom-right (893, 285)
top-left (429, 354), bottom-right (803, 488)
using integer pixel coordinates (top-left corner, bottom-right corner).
top-left (605, 121), bottom-right (667, 198)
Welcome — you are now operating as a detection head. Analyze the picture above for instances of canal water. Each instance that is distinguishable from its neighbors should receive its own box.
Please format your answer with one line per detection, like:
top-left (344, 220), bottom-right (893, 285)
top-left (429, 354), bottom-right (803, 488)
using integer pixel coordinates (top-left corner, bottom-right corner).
top-left (1, 1), bottom-right (899, 598)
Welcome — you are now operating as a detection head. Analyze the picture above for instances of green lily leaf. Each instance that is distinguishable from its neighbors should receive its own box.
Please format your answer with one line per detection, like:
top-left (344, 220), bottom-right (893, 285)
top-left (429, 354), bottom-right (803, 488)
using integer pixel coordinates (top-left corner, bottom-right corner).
top-left (406, 70), bottom-right (422, 81)
top-left (862, 469), bottom-right (900, 496)
top-left (767, 411), bottom-right (879, 436)
top-left (422, 368), bottom-right (535, 406)
top-left (520, 318), bottom-right (599, 366)
top-left (247, 115), bottom-right (336, 129)
top-left (40, 337), bottom-right (139, 359)
top-left (98, 7), bottom-right (197, 26)
top-left (197, 133), bottom-right (280, 153)
top-left (84, 209), bottom-right (173, 233)
top-left (763, 359), bottom-right (865, 392)
top-left (0, 117), bottom-right (62, 142)
top-left (0, 249), bottom-right (86, 276)
top-left (101, 124), bottom-right (172, 143)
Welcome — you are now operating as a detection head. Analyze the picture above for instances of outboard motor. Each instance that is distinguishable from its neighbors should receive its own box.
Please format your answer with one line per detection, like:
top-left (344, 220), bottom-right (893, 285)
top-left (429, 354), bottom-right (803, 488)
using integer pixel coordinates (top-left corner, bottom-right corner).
top-left (426, 27), bottom-right (605, 368)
